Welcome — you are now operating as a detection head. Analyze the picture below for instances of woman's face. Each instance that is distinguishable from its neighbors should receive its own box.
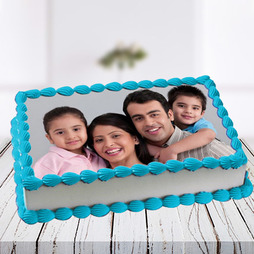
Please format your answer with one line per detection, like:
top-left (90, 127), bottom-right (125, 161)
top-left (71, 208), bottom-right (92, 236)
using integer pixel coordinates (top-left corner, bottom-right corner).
top-left (92, 125), bottom-right (140, 168)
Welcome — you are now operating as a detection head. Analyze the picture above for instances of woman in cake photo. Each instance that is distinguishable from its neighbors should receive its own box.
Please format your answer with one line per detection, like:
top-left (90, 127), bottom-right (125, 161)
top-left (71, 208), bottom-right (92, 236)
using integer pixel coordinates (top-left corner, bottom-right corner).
top-left (87, 113), bottom-right (153, 169)
top-left (33, 106), bottom-right (107, 179)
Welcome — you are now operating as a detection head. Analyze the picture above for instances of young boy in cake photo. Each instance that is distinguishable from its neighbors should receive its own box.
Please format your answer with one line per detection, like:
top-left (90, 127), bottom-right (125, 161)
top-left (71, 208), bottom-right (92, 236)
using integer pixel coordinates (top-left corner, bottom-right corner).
top-left (152, 85), bottom-right (217, 163)
top-left (33, 106), bottom-right (107, 179)
top-left (123, 89), bottom-right (233, 163)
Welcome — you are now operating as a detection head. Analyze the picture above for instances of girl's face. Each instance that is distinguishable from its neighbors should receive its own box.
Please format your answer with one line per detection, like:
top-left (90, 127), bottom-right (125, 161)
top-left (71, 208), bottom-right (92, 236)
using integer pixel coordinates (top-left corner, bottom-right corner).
top-left (46, 114), bottom-right (87, 154)
top-left (92, 125), bottom-right (140, 168)
top-left (172, 95), bottom-right (205, 130)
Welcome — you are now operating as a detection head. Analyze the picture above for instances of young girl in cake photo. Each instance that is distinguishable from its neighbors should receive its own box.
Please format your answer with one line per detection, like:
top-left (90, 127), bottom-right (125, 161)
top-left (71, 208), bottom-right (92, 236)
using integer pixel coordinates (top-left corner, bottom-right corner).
top-left (87, 113), bottom-right (153, 169)
top-left (33, 106), bottom-right (107, 179)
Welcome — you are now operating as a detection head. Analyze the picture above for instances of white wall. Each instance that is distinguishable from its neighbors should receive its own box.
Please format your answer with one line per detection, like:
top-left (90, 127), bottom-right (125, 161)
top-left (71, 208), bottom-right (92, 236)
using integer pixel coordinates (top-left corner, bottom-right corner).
top-left (48, 0), bottom-right (198, 85)
top-left (1, 0), bottom-right (254, 149)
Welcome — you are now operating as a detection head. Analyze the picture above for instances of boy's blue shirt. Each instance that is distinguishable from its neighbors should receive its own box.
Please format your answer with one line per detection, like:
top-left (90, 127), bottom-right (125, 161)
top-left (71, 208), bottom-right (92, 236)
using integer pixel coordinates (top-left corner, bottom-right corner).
top-left (184, 118), bottom-right (217, 134)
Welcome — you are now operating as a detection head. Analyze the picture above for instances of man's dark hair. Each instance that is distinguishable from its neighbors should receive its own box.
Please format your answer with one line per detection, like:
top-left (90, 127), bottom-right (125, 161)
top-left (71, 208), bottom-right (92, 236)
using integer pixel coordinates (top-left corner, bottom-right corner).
top-left (123, 89), bottom-right (169, 118)
top-left (167, 85), bottom-right (207, 111)
top-left (43, 106), bottom-right (87, 134)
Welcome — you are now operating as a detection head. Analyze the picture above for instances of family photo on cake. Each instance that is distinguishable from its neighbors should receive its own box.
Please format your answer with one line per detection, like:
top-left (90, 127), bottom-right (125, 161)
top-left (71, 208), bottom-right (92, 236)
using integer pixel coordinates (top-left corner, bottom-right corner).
top-left (33, 85), bottom-right (237, 178)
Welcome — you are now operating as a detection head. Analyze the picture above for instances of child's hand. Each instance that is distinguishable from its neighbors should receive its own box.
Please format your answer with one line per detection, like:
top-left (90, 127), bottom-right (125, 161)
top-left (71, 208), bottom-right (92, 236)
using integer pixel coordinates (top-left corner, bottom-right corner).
top-left (157, 148), bottom-right (177, 163)
top-left (147, 144), bottom-right (178, 163)
top-left (147, 143), bottom-right (162, 157)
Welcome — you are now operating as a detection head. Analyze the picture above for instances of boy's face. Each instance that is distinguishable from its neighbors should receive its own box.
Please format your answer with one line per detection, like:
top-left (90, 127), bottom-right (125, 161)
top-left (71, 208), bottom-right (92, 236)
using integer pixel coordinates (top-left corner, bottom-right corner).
top-left (172, 95), bottom-right (205, 130)
top-left (46, 114), bottom-right (87, 154)
top-left (126, 100), bottom-right (174, 147)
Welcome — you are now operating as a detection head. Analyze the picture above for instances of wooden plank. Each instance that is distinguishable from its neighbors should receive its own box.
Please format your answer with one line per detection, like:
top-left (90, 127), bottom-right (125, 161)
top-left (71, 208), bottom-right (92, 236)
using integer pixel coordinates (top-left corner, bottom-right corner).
top-left (146, 207), bottom-right (184, 253)
top-left (0, 211), bottom-right (43, 254)
top-left (241, 138), bottom-right (254, 166)
top-left (75, 213), bottom-right (113, 254)
top-left (177, 204), bottom-right (217, 253)
top-left (0, 138), bottom-right (11, 154)
top-left (112, 210), bottom-right (147, 253)
top-left (0, 143), bottom-right (14, 186)
top-left (37, 217), bottom-right (79, 253)
top-left (0, 172), bottom-right (17, 239)
top-left (234, 196), bottom-right (254, 237)
top-left (206, 200), bottom-right (254, 253)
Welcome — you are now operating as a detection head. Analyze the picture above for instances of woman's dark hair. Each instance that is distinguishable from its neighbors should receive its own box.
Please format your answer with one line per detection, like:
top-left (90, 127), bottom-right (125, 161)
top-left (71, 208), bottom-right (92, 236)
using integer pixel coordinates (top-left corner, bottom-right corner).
top-left (43, 106), bottom-right (87, 134)
top-left (167, 85), bottom-right (207, 111)
top-left (87, 113), bottom-right (152, 165)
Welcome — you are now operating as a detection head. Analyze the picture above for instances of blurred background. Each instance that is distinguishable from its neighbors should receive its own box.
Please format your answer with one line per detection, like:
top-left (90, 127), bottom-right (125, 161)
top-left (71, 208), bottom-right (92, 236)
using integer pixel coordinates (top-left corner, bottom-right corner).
top-left (1, 0), bottom-right (254, 149)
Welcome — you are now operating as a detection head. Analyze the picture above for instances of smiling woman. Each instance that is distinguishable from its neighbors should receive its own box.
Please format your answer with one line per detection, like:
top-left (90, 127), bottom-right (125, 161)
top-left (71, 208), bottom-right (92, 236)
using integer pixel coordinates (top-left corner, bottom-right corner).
top-left (87, 113), bottom-right (152, 168)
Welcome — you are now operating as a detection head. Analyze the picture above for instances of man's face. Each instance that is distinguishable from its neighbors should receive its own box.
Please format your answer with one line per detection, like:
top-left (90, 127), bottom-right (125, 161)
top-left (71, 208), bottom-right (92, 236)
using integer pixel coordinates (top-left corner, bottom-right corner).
top-left (127, 100), bottom-right (174, 146)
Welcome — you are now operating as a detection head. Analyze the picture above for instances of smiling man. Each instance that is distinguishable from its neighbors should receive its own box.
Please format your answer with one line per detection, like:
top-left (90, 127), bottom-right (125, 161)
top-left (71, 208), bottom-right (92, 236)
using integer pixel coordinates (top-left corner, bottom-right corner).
top-left (123, 89), bottom-right (234, 162)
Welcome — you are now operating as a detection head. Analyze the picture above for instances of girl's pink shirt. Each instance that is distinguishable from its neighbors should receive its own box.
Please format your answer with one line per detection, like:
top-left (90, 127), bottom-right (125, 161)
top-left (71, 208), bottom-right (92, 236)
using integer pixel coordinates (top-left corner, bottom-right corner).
top-left (33, 146), bottom-right (107, 179)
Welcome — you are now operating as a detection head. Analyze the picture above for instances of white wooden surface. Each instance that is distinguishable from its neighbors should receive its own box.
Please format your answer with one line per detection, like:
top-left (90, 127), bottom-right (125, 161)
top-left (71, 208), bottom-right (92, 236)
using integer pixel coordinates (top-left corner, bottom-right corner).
top-left (0, 139), bottom-right (253, 254)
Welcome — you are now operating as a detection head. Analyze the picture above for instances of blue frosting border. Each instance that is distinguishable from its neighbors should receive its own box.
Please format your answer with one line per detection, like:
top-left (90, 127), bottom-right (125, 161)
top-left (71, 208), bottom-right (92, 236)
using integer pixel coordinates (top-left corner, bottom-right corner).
top-left (10, 75), bottom-right (253, 224)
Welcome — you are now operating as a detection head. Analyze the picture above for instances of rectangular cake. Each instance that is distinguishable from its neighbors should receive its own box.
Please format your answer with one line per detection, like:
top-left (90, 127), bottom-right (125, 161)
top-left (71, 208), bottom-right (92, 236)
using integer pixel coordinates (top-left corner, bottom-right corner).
top-left (11, 75), bottom-right (253, 224)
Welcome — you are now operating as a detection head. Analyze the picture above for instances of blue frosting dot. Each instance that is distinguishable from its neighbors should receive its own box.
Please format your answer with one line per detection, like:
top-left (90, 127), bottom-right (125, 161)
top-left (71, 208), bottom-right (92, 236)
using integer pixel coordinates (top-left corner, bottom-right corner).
top-left (73, 206), bottom-right (91, 218)
top-left (167, 78), bottom-right (182, 86)
top-left (80, 170), bottom-right (98, 183)
top-left (132, 164), bottom-right (149, 176)
top-left (62, 172), bottom-right (81, 185)
top-left (163, 195), bottom-right (180, 208)
top-left (91, 204), bottom-right (110, 217)
top-left (149, 161), bottom-right (167, 175)
top-left (110, 202), bottom-right (128, 213)
top-left (145, 197), bottom-right (163, 210)
top-left (90, 83), bottom-right (105, 92)
top-left (138, 80), bottom-right (153, 88)
top-left (153, 79), bottom-right (168, 87)
top-left (55, 207), bottom-right (73, 220)
top-left (183, 158), bottom-right (203, 171)
top-left (23, 176), bottom-right (43, 190)
top-left (42, 174), bottom-right (62, 186)
top-left (106, 82), bottom-right (122, 91)
top-left (166, 160), bottom-right (184, 172)
top-left (240, 178), bottom-right (253, 197)
top-left (37, 209), bottom-right (55, 222)
top-left (128, 200), bottom-right (145, 212)
top-left (195, 192), bottom-right (213, 204)
top-left (25, 89), bottom-right (41, 98)
top-left (20, 154), bottom-right (33, 167)
top-left (15, 92), bottom-right (27, 104)
top-left (204, 79), bottom-right (215, 89)
top-left (57, 86), bottom-right (74, 96)
top-left (229, 187), bottom-right (242, 200)
top-left (40, 87), bottom-right (56, 97)
top-left (115, 166), bottom-right (132, 177)
top-left (22, 210), bottom-right (38, 224)
top-left (180, 194), bottom-right (195, 205)
top-left (98, 168), bottom-right (115, 181)
top-left (181, 77), bottom-right (197, 85)
top-left (196, 75), bottom-right (210, 84)
top-left (213, 189), bottom-right (230, 202)
top-left (74, 85), bottom-right (91, 94)
top-left (122, 81), bottom-right (138, 90)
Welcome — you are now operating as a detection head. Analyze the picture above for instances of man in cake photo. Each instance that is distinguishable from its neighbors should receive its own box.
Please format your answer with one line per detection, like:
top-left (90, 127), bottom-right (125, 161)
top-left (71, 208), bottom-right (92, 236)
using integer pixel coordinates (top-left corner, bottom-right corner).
top-left (123, 88), bottom-right (235, 162)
